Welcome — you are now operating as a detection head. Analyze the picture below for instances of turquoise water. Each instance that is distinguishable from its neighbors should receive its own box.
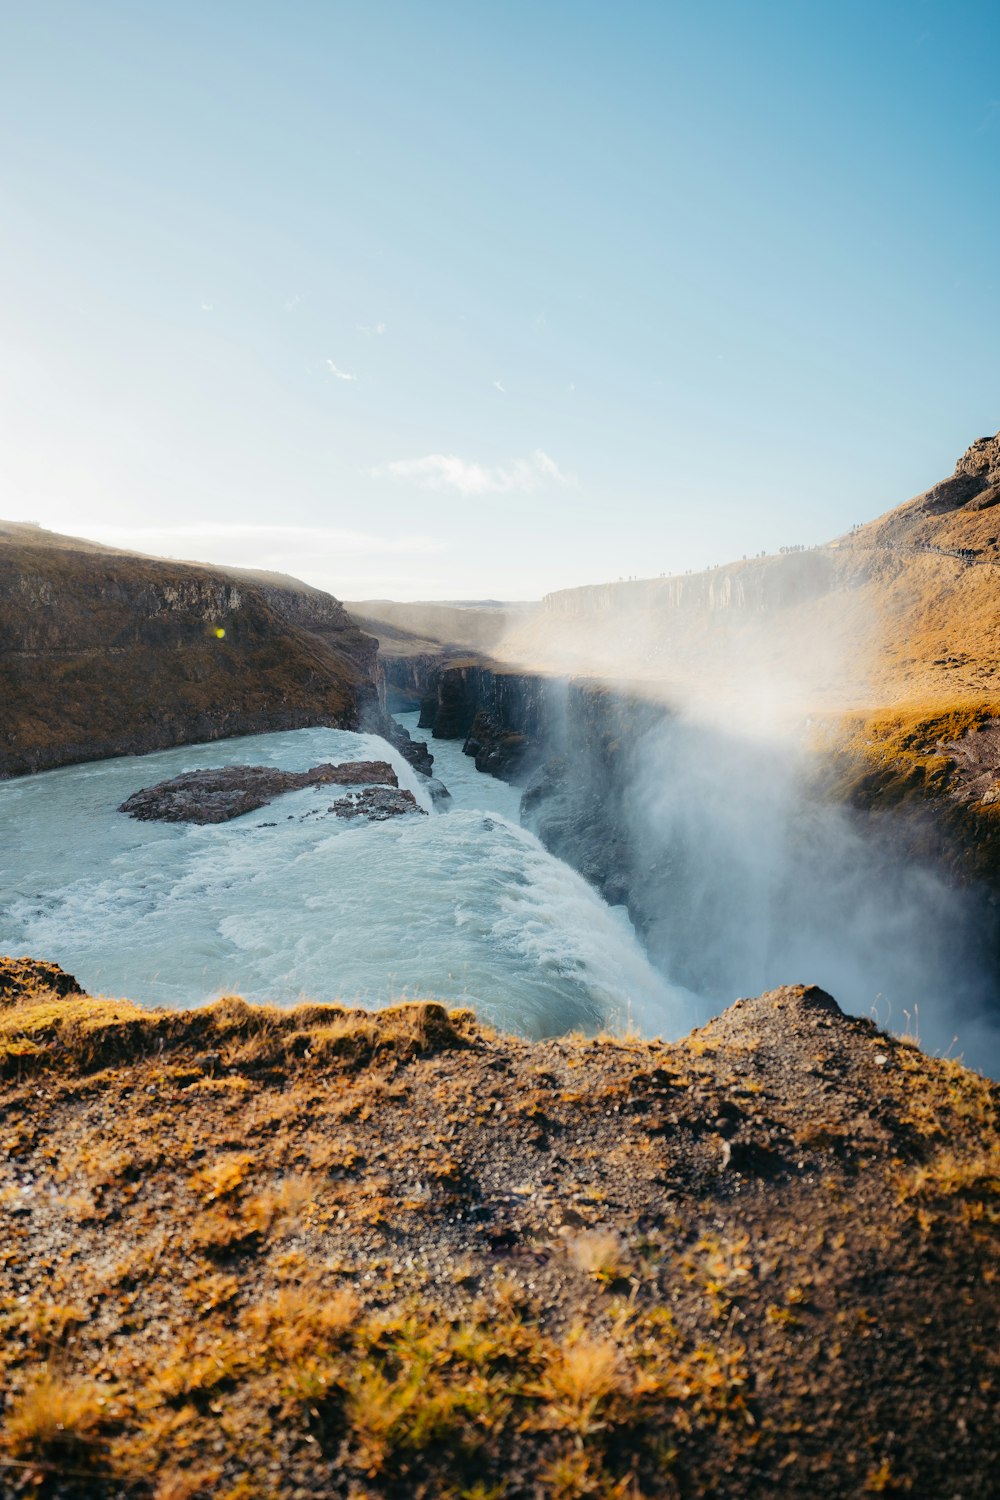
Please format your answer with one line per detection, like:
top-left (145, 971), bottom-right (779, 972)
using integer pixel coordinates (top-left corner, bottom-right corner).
top-left (0, 719), bottom-right (691, 1039)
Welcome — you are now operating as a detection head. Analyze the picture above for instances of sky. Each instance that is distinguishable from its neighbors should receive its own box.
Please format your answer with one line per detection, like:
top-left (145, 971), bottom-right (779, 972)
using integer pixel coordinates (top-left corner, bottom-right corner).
top-left (1, 0), bottom-right (998, 601)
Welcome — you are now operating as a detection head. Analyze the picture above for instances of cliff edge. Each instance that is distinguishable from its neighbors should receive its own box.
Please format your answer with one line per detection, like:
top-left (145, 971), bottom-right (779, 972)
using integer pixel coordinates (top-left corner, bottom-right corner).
top-left (0, 958), bottom-right (996, 1497)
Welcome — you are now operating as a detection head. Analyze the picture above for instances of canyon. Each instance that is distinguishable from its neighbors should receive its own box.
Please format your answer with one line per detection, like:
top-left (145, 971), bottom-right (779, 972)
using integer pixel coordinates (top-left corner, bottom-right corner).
top-left (1, 441), bottom-right (999, 1497)
top-left (3, 440), bottom-right (1000, 1068)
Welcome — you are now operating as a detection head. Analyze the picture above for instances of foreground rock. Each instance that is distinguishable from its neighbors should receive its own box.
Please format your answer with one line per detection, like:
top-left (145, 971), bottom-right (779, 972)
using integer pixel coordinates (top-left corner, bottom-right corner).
top-left (119, 760), bottom-right (399, 823)
top-left (0, 960), bottom-right (996, 1499)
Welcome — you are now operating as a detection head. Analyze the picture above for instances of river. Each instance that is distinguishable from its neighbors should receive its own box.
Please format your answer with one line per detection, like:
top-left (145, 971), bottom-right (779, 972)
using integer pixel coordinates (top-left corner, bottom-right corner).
top-left (0, 714), bottom-right (693, 1039)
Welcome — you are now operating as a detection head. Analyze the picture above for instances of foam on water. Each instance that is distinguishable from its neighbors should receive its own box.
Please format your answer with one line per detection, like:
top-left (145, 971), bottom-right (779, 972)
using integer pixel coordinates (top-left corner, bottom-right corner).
top-left (0, 721), bottom-right (692, 1039)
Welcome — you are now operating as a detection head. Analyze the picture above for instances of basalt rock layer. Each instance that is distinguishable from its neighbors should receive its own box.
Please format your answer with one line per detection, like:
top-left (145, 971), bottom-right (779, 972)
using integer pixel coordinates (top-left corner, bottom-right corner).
top-left (406, 660), bottom-right (669, 906)
top-left (0, 958), bottom-right (996, 1498)
top-left (0, 522), bottom-right (384, 778)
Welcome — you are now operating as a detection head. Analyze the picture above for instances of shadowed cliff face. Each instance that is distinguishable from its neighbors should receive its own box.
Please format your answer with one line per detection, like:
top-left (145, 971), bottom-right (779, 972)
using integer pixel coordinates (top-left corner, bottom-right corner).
top-left (0, 523), bottom-right (382, 777)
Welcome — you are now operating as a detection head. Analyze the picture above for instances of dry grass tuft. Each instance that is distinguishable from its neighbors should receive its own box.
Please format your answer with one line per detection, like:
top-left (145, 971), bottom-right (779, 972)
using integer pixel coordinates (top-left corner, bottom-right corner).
top-left (568, 1230), bottom-right (631, 1286)
top-left (3, 1366), bottom-right (108, 1462)
top-left (244, 1285), bottom-right (359, 1362)
top-left (533, 1330), bottom-right (625, 1435)
top-left (190, 1153), bottom-right (252, 1205)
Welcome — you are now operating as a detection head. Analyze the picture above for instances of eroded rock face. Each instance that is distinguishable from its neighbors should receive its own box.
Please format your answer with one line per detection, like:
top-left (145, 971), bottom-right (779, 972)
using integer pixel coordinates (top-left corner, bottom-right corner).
top-left (918, 431), bottom-right (1000, 514)
top-left (119, 761), bottom-right (399, 824)
top-left (375, 712), bottom-right (435, 777)
top-left (0, 522), bottom-right (383, 777)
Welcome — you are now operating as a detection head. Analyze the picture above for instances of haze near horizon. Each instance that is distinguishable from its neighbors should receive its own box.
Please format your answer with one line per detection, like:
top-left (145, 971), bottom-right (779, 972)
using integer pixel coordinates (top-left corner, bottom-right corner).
top-left (2, 0), bottom-right (998, 600)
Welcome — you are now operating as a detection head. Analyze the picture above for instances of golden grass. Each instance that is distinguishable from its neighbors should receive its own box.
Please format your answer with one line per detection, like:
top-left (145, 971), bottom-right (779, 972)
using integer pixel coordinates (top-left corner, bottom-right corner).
top-left (531, 1331), bottom-right (624, 1436)
top-left (567, 1230), bottom-right (631, 1286)
top-left (190, 1154), bottom-right (253, 1205)
top-left (822, 699), bottom-right (1000, 808)
top-left (0, 984), bottom-right (474, 1078)
top-left (3, 1367), bottom-right (109, 1462)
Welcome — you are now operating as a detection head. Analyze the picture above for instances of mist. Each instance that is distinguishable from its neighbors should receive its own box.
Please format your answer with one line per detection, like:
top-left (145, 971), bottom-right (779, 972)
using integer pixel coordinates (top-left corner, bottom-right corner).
top-left (477, 551), bottom-right (1000, 1077)
top-left (619, 707), bottom-right (999, 1073)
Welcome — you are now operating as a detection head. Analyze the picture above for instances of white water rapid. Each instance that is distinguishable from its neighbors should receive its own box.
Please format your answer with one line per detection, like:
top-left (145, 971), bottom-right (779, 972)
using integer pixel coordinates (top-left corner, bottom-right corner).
top-left (0, 716), bottom-right (691, 1039)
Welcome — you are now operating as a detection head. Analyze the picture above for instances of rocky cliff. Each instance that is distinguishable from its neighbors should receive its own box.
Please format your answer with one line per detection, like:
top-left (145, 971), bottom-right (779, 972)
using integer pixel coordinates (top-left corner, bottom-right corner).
top-left (0, 522), bottom-right (386, 777)
top-left (488, 431), bottom-right (1000, 710)
top-left (347, 598), bottom-right (536, 659)
top-left (417, 661), bottom-right (556, 773)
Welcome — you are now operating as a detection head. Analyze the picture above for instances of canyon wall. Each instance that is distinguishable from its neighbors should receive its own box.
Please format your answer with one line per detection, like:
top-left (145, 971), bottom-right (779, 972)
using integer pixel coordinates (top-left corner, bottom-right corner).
top-left (0, 523), bottom-right (387, 777)
top-left (348, 599), bottom-right (536, 657)
top-left (413, 657), bottom-right (667, 900)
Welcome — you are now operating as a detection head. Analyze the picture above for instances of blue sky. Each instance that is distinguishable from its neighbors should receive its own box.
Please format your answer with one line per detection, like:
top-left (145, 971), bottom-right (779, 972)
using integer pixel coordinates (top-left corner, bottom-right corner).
top-left (2, 0), bottom-right (998, 599)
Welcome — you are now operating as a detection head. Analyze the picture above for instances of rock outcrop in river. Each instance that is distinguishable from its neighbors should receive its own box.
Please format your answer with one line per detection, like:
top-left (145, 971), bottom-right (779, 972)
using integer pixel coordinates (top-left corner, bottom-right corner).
top-left (119, 760), bottom-right (402, 824)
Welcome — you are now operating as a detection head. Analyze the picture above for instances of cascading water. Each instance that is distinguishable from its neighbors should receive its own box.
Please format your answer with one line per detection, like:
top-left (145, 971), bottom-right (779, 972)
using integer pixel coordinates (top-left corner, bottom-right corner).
top-left (0, 720), bottom-right (691, 1040)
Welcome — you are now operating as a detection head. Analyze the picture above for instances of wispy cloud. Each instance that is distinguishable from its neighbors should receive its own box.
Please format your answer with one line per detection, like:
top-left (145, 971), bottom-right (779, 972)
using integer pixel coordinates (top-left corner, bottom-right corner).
top-left (375, 449), bottom-right (574, 496)
top-left (284, 294), bottom-right (301, 312)
top-left (326, 360), bottom-right (357, 382)
top-left (357, 321), bottom-right (386, 335)
top-left (200, 302), bottom-right (214, 312)
top-left (493, 379), bottom-right (506, 393)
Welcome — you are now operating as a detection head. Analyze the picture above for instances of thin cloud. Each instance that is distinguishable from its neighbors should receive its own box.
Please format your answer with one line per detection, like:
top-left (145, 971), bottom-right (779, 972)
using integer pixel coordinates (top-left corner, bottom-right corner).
top-left (493, 380), bottom-right (506, 393)
top-left (326, 360), bottom-right (357, 382)
top-left (285, 294), bottom-right (301, 312)
top-left (200, 302), bottom-right (214, 312)
top-left (375, 450), bottom-right (574, 496)
top-left (357, 321), bottom-right (386, 335)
